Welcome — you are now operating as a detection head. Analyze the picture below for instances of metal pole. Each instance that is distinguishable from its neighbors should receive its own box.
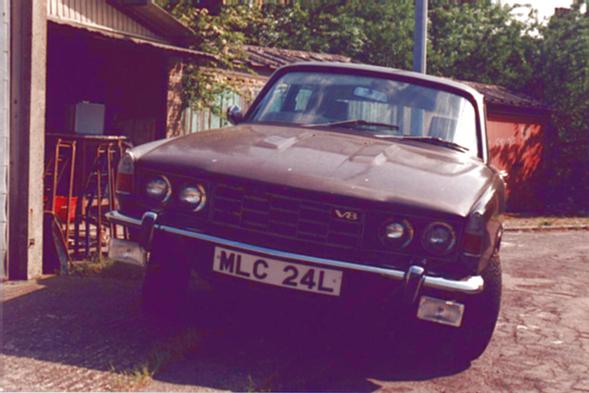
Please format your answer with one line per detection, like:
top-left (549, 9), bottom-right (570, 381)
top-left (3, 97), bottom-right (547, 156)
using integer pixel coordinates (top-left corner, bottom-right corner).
top-left (413, 0), bottom-right (428, 74)
top-left (0, 0), bottom-right (9, 279)
top-left (410, 0), bottom-right (428, 136)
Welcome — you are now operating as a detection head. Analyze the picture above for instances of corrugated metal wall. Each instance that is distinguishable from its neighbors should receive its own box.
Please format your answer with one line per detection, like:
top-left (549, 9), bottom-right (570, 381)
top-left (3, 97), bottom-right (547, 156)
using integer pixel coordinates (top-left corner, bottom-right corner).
top-left (182, 90), bottom-right (247, 133)
top-left (0, 0), bottom-right (9, 278)
top-left (47, 0), bottom-right (166, 43)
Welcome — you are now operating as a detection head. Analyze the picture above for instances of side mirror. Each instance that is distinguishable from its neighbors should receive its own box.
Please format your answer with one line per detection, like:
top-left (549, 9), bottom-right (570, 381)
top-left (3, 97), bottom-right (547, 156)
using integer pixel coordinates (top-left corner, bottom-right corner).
top-left (226, 105), bottom-right (244, 125)
top-left (498, 170), bottom-right (509, 182)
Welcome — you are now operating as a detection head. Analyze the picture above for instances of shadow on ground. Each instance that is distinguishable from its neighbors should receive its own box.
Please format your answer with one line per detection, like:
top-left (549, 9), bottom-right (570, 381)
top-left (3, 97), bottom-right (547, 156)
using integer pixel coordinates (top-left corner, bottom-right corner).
top-left (1, 276), bottom-right (467, 392)
top-left (2, 277), bottom-right (158, 374)
top-left (148, 295), bottom-right (469, 392)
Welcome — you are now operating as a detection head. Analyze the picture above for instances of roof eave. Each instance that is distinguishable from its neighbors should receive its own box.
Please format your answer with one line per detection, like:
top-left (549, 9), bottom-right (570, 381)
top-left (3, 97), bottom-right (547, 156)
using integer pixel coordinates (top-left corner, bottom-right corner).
top-left (48, 18), bottom-right (214, 62)
top-left (108, 0), bottom-right (195, 45)
top-left (485, 101), bottom-right (552, 117)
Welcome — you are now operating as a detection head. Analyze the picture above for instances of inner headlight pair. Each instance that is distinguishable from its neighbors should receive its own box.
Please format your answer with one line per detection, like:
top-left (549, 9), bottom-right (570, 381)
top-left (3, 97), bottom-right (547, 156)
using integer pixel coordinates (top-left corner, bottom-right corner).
top-left (382, 220), bottom-right (414, 248)
top-left (179, 184), bottom-right (207, 211)
top-left (145, 176), bottom-right (206, 211)
top-left (422, 222), bottom-right (456, 255)
top-left (381, 220), bottom-right (456, 255)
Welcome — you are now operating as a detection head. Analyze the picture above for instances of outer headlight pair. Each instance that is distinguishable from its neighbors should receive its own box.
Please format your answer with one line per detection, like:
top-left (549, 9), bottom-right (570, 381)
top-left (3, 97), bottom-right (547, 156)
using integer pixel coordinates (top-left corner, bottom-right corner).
top-left (381, 219), bottom-right (456, 255)
top-left (145, 176), bottom-right (171, 202)
top-left (145, 176), bottom-right (206, 211)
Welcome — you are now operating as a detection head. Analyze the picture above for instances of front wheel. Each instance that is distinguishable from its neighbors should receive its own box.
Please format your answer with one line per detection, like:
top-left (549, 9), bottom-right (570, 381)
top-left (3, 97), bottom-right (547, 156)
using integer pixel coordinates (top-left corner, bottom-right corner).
top-left (453, 254), bottom-right (502, 363)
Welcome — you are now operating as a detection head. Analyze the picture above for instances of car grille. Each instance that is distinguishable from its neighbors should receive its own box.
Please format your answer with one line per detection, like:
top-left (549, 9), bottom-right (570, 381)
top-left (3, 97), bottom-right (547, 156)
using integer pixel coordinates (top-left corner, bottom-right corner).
top-left (211, 182), bottom-right (364, 250)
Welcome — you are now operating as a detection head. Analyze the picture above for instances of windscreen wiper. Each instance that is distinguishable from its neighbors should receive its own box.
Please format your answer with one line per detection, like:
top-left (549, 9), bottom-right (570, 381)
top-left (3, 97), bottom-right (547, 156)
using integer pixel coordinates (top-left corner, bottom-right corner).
top-left (374, 135), bottom-right (469, 152)
top-left (308, 119), bottom-right (400, 131)
top-left (402, 136), bottom-right (470, 152)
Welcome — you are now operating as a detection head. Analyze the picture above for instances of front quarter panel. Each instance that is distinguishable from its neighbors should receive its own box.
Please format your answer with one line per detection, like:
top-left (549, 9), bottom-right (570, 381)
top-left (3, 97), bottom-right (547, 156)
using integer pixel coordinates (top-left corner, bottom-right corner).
top-left (469, 173), bottom-right (506, 274)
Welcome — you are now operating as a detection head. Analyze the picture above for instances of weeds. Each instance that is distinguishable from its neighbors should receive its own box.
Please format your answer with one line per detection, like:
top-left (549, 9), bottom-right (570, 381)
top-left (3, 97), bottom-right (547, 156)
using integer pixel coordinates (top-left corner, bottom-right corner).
top-left (68, 258), bottom-right (144, 280)
top-left (119, 329), bottom-right (201, 390)
top-left (246, 373), bottom-right (276, 392)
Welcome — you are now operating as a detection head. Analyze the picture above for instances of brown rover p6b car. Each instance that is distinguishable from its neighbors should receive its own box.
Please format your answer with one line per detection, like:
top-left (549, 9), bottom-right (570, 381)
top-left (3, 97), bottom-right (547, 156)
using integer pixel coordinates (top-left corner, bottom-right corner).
top-left (108, 63), bottom-right (505, 363)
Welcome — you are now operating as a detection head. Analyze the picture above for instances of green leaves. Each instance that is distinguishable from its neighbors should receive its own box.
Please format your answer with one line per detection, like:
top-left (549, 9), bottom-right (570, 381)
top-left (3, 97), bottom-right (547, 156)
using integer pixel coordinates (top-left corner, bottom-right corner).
top-left (157, 1), bottom-right (257, 113)
top-left (540, 8), bottom-right (589, 142)
top-left (427, 1), bottom-right (541, 90)
top-left (243, 0), bottom-right (414, 70)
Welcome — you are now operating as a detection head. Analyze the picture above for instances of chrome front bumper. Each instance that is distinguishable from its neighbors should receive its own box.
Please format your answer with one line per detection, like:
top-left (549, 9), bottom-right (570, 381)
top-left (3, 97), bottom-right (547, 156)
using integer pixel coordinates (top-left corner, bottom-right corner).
top-left (106, 210), bottom-right (484, 295)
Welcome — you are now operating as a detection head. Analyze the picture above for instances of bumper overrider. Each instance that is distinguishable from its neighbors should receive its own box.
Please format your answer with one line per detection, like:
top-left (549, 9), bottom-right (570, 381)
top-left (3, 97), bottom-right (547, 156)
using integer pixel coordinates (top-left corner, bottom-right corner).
top-left (106, 210), bottom-right (485, 327)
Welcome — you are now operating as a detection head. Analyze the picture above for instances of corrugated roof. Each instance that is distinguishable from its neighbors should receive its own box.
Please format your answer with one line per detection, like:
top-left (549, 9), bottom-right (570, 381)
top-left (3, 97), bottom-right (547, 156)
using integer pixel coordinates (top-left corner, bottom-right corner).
top-left (463, 80), bottom-right (548, 112)
top-left (108, 0), bottom-right (195, 45)
top-left (242, 45), bottom-right (547, 112)
top-left (244, 45), bottom-right (352, 70)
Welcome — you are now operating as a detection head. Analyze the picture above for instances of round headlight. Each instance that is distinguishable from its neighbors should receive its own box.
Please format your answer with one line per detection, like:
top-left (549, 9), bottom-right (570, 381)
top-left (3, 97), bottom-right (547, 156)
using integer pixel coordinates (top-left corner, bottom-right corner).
top-left (422, 222), bottom-right (456, 255)
top-left (381, 219), bottom-right (414, 248)
top-left (179, 184), bottom-right (207, 211)
top-left (145, 176), bottom-right (171, 203)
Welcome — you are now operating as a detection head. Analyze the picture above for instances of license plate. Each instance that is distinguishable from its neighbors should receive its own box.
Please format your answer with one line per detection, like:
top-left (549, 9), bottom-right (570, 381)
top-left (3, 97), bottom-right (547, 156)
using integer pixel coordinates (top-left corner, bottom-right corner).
top-left (212, 247), bottom-right (343, 296)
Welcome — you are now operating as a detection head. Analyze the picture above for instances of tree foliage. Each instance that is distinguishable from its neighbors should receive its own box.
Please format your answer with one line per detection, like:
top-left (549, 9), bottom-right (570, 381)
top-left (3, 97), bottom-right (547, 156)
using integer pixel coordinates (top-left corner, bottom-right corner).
top-left (427, 0), bottom-right (542, 91)
top-left (237, 0), bottom-right (543, 90)
top-left (157, 1), bottom-right (259, 112)
top-left (535, 5), bottom-right (589, 207)
top-left (538, 6), bottom-right (589, 143)
top-left (245, 0), bottom-right (415, 69)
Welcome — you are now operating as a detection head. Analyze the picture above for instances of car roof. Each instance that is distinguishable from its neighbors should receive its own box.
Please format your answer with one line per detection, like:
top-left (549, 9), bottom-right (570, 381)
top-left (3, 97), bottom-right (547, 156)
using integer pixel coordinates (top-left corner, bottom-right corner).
top-left (276, 62), bottom-right (485, 103)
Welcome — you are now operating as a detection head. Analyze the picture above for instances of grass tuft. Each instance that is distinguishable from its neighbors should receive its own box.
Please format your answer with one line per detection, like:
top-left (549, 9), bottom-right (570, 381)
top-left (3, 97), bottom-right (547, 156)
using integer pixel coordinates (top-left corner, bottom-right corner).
top-left (119, 329), bottom-right (201, 390)
top-left (69, 258), bottom-right (144, 280)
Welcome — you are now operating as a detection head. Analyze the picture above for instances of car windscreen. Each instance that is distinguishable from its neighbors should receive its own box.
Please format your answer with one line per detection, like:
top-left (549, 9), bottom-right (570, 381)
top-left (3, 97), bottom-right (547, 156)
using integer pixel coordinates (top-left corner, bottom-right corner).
top-left (248, 71), bottom-right (479, 155)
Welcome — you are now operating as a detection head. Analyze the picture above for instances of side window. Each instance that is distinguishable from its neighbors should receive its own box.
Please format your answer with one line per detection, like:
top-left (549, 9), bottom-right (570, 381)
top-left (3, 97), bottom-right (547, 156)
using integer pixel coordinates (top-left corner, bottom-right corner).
top-left (348, 101), bottom-right (393, 123)
top-left (294, 88), bottom-right (313, 111)
top-left (264, 83), bottom-right (289, 114)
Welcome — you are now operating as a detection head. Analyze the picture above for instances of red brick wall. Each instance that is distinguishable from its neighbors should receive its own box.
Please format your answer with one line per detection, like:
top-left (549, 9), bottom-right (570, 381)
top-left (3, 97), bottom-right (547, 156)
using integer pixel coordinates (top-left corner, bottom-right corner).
top-left (166, 59), bottom-right (185, 138)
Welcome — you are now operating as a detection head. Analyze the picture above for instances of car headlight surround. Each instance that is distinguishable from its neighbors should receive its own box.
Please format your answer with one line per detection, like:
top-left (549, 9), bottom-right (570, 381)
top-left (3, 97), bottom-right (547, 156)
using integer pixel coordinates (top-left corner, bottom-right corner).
top-left (422, 221), bottom-right (456, 255)
top-left (178, 184), bottom-right (207, 212)
top-left (380, 219), bottom-right (414, 248)
top-left (145, 175), bottom-right (171, 203)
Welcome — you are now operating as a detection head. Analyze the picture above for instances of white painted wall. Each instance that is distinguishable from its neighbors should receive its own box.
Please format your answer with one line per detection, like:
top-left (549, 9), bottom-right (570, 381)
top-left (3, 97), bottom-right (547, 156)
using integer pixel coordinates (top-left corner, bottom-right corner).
top-left (0, 0), bottom-right (9, 278)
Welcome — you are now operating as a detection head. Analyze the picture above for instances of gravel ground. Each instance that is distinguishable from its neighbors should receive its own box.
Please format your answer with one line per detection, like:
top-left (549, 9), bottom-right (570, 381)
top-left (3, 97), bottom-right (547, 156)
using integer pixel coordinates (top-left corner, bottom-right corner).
top-left (504, 215), bottom-right (589, 229)
top-left (1, 230), bottom-right (589, 392)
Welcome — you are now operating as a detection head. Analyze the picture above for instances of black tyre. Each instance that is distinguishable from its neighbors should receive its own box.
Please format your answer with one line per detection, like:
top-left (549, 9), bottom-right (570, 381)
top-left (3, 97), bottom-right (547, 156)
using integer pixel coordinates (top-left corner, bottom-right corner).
top-left (400, 255), bottom-right (502, 365)
top-left (141, 233), bottom-right (190, 323)
top-left (452, 254), bottom-right (502, 363)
